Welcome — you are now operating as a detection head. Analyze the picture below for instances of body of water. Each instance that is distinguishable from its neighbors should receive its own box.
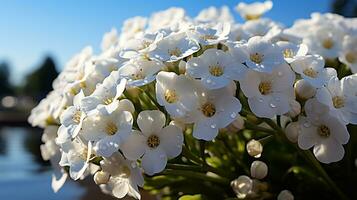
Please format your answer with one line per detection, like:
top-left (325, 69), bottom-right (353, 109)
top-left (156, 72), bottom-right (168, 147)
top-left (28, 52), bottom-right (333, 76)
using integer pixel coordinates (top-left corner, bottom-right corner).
top-left (0, 126), bottom-right (117, 200)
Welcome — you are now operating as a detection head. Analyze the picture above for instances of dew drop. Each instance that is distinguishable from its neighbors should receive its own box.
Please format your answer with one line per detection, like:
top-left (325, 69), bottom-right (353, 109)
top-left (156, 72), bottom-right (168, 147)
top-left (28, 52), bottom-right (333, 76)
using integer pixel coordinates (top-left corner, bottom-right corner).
top-left (206, 79), bottom-right (212, 84)
top-left (303, 122), bottom-right (311, 128)
top-left (258, 98), bottom-right (264, 103)
top-left (270, 103), bottom-right (276, 108)
top-left (277, 71), bottom-right (283, 76)
top-left (210, 124), bottom-right (217, 129)
top-left (230, 112), bottom-right (237, 118)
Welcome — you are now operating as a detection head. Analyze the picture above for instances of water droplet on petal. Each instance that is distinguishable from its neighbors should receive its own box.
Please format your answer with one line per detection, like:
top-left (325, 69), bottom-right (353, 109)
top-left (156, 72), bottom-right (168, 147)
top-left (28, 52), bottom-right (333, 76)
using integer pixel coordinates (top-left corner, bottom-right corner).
top-left (270, 103), bottom-right (276, 108)
top-left (206, 79), bottom-right (212, 84)
top-left (230, 112), bottom-right (237, 118)
top-left (278, 72), bottom-right (283, 76)
top-left (303, 122), bottom-right (311, 128)
top-left (210, 124), bottom-right (217, 129)
top-left (131, 162), bottom-right (137, 168)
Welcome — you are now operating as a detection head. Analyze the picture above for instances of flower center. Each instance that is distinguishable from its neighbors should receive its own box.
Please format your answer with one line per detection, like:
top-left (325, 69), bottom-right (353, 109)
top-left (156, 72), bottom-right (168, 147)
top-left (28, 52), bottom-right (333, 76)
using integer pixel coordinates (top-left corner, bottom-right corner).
top-left (318, 125), bottom-right (330, 138)
top-left (103, 97), bottom-right (114, 105)
top-left (250, 53), bottom-right (263, 64)
top-left (245, 14), bottom-right (261, 20)
top-left (201, 35), bottom-right (218, 40)
top-left (120, 166), bottom-right (131, 178)
top-left (105, 121), bottom-right (118, 136)
top-left (72, 110), bottom-right (82, 124)
top-left (168, 47), bottom-right (182, 57)
top-left (209, 64), bottom-right (224, 77)
top-left (164, 89), bottom-right (178, 103)
top-left (147, 135), bottom-right (160, 148)
top-left (332, 96), bottom-right (345, 109)
top-left (283, 49), bottom-right (294, 58)
top-left (345, 52), bottom-right (357, 63)
top-left (131, 72), bottom-right (144, 80)
top-left (258, 81), bottom-right (272, 95)
top-left (303, 68), bottom-right (318, 78)
top-left (201, 102), bottom-right (216, 117)
top-left (79, 81), bottom-right (87, 89)
top-left (322, 39), bottom-right (334, 49)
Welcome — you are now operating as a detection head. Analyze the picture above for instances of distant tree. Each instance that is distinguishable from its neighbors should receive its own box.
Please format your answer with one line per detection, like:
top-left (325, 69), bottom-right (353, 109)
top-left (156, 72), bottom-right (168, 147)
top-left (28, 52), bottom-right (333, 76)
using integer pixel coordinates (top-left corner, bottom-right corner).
top-left (332, 0), bottom-right (357, 17)
top-left (0, 62), bottom-right (13, 96)
top-left (23, 56), bottom-right (59, 99)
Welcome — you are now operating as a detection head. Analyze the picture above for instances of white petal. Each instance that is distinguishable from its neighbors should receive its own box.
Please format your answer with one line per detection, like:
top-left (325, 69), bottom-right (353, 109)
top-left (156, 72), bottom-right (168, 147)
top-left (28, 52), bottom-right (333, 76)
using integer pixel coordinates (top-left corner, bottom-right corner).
top-left (112, 180), bottom-right (130, 199)
top-left (121, 130), bottom-right (146, 160)
top-left (313, 138), bottom-right (345, 164)
top-left (137, 110), bottom-right (166, 136)
top-left (193, 120), bottom-right (219, 141)
top-left (142, 148), bottom-right (167, 175)
top-left (158, 125), bottom-right (184, 158)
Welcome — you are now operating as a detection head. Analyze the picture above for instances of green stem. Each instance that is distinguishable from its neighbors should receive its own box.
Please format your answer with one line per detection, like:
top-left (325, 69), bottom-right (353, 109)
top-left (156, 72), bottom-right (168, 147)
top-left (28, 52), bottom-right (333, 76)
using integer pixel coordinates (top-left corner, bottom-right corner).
top-left (182, 145), bottom-right (232, 178)
top-left (244, 120), bottom-right (276, 135)
top-left (160, 169), bottom-right (230, 185)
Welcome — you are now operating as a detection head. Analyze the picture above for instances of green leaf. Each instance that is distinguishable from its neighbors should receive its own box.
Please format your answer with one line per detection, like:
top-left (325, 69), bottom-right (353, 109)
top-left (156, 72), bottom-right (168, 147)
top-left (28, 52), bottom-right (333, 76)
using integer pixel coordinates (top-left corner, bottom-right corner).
top-left (179, 194), bottom-right (203, 200)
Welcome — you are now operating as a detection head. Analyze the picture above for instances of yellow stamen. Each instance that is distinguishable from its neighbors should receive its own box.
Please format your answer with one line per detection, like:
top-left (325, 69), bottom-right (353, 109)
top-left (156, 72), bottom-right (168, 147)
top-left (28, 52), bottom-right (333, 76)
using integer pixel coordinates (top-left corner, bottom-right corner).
top-left (258, 81), bottom-right (272, 95)
top-left (147, 135), bottom-right (160, 148)
top-left (201, 102), bottom-right (216, 117)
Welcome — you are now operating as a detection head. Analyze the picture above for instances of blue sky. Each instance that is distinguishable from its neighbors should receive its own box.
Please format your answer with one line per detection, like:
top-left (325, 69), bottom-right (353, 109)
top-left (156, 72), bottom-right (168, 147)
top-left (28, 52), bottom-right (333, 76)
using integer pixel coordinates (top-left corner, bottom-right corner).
top-left (0, 0), bottom-right (331, 84)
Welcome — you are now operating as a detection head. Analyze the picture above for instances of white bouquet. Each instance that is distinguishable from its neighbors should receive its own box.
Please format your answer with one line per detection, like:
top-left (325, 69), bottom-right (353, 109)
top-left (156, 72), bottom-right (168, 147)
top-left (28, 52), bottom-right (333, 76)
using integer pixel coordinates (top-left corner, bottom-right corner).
top-left (29, 1), bottom-right (357, 199)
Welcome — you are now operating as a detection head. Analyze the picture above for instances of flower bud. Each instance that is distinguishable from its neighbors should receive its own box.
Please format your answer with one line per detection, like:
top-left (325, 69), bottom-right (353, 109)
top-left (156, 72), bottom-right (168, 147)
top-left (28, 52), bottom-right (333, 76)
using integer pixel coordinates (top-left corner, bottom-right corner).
top-left (250, 161), bottom-right (268, 179)
top-left (178, 60), bottom-right (186, 74)
top-left (294, 79), bottom-right (316, 100)
top-left (227, 116), bottom-right (245, 132)
top-left (287, 100), bottom-right (301, 118)
top-left (277, 190), bottom-right (294, 200)
top-left (231, 175), bottom-right (253, 199)
top-left (285, 122), bottom-right (300, 143)
top-left (246, 139), bottom-right (263, 158)
top-left (94, 171), bottom-right (110, 185)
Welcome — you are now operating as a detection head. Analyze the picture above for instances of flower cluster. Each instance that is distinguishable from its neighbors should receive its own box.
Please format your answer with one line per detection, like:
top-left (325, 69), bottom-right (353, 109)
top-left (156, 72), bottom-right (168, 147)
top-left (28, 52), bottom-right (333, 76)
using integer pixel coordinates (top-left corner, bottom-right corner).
top-left (29, 1), bottom-right (357, 199)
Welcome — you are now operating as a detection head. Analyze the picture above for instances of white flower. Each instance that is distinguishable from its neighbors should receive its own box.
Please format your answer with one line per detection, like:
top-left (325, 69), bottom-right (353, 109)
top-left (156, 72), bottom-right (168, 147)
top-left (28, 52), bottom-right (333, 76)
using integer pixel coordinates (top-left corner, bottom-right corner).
top-left (118, 57), bottom-right (163, 87)
top-left (316, 75), bottom-right (357, 124)
top-left (148, 7), bottom-right (186, 31)
top-left (242, 18), bottom-right (283, 38)
top-left (40, 126), bottom-right (60, 161)
top-left (276, 41), bottom-right (308, 63)
top-left (120, 32), bottom-right (163, 59)
top-left (98, 153), bottom-right (144, 199)
top-left (229, 36), bottom-right (285, 73)
top-left (57, 91), bottom-right (86, 142)
top-left (188, 23), bottom-right (231, 46)
top-left (290, 55), bottom-right (337, 88)
top-left (298, 99), bottom-right (349, 163)
top-left (240, 63), bottom-right (295, 118)
top-left (59, 138), bottom-right (93, 180)
top-left (303, 25), bottom-right (344, 59)
top-left (148, 32), bottom-right (200, 62)
top-left (156, 72), bottom-right (199, 118)
top-left (228, 24), bottom-right (250, 42)
top-left (101, 28), bottom-right (118, 51)
top-left (235, 1), bottom-right (273, 20)
top-left (81, 72), bottom-right (127, 114)
top-left (186, 85), bottom-right (242, 141)
top-left (119, 16), bottom-right (147, 44)
top-left (82, 104), bottom-right (133, 157)
top-left (339, 35), bottom-right (357, 73)
top-left (121, 110), bottom-right (184, 175)
top-left (195, 6), bottom-right (234, 24)
top-left (186, 48), bottom-right (247, 89)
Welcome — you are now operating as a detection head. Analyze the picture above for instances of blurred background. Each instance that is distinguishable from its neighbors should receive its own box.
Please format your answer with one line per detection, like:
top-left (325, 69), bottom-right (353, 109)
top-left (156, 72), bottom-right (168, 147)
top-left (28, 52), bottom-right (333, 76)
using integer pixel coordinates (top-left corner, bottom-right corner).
top-left (0, 0), bottom-right (355, 199)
